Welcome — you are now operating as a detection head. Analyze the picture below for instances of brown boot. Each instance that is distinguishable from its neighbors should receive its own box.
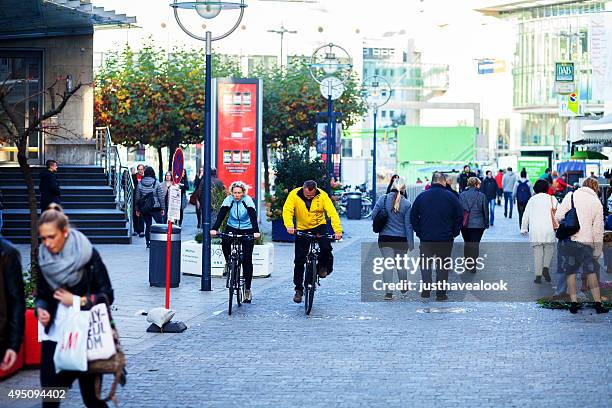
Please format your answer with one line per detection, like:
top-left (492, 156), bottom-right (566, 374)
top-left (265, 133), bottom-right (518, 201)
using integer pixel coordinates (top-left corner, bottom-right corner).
top-left (293, 290), bottom-right (303, 303)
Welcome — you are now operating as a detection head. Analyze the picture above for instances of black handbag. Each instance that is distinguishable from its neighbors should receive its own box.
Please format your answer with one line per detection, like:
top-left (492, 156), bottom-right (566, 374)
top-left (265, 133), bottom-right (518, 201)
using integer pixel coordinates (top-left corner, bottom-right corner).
top-left (372, 194), bottom-right (389, 233)
top-left (556, 193), bottom-right (580, 240)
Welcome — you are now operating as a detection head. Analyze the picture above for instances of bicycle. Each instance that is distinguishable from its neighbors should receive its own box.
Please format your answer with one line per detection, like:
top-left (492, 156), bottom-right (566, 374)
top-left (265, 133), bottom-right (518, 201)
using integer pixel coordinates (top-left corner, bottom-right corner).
top-left (217, 232), bottom-right (254, 316)
top-left (295, 231), bottom-right (337, 315)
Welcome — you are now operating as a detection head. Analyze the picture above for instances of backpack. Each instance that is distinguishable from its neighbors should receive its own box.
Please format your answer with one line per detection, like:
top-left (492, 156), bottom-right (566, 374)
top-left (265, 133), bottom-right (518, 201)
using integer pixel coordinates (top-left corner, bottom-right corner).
top-left (516, 180), bottom-right (531, 204)
top-left (137, 182), bottom-right (157, 213)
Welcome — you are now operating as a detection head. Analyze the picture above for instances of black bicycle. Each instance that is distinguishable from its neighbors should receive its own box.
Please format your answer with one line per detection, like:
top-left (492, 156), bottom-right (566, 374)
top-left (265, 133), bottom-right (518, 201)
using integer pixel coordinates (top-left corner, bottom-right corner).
top-left (217, 232), bottom-right (254, 315)
top-left (295, 231), bottom-right (337, 315)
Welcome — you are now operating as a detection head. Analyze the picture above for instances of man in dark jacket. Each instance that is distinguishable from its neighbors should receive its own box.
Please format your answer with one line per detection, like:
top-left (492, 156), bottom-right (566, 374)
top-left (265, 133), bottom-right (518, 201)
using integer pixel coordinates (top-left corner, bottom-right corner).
top-left (410, 172), bottom-right (463, 301)
top-left (0, 188), bottom-right (4, 232)
top-left (482, 170), bottom-right (498, 226)
top-left (457, 165), bottom-right (476, 193)
top-left (0, 237), bottom-right (25, 372)
top-left (39, 160), bottom-right (61, 211)
top-left (132, 164), bottom-right (145, 237)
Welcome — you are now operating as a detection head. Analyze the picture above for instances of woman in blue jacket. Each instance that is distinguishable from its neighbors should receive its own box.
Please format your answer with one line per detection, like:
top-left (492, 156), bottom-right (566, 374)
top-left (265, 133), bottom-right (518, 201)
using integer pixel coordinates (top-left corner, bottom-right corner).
top-left (210, 181), bottom-right (260, 303)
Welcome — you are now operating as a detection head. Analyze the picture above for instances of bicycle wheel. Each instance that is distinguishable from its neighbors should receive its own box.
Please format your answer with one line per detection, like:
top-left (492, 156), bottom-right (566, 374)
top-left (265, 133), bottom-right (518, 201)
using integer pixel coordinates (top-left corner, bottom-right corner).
top-left (228, 259), bottom-right (237, 315)
top-left (304, 258), bottom-right (317, 315)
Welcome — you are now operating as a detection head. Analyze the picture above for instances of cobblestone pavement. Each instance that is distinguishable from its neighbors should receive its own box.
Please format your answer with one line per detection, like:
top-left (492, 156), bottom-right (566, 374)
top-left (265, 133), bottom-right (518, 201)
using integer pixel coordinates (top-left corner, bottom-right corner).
top-left (1, 205), bottom-right (611, 407)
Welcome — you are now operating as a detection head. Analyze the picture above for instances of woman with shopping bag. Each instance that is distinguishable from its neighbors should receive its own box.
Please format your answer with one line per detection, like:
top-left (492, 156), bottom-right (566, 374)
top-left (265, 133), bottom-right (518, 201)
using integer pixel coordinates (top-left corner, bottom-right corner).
top-left (36, 204), bottom-right (115, 407)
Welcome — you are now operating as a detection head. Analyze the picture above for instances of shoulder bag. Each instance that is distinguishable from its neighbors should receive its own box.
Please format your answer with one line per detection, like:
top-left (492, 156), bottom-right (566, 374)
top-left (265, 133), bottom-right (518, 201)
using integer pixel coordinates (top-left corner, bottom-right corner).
top-left (372, 194), bottom-right (389, 233)
top-left (556, 193), bottom-right (580, 240)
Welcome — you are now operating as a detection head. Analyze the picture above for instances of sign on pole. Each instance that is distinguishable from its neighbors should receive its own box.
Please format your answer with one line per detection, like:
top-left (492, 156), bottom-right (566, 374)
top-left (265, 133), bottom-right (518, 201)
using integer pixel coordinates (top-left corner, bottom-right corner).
top-left (166, 185), bottom-right (181, 223)
top-left (172, 148), bottom-right (184, 184)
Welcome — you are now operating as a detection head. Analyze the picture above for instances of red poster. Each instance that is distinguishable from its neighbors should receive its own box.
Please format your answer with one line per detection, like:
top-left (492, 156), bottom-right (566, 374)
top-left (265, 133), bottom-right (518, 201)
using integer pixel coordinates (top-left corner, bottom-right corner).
top-left (215, 79), bottom-right (260, 203)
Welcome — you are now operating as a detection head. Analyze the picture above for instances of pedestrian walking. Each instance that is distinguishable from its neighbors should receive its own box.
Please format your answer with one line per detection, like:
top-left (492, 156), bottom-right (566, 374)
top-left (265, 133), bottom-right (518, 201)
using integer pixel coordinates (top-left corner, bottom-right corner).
top-left (502, 167), bottom-right (517, 218)
top-left (482, 170), bottom-right (498, 226)
top-left (39, 159), bottom-right (61, 211)
top-left (0, 237), bottom-right (25, 372)
top-left (555, 178), bottom-right (608, 314)
top-left (161, 171), bottom-right (173, 223)
top-left (179, 169), bottom-right (188, 227)
top-left (131, 164), bottom-right (145, 237)
top-left (371, 177), bottom-right (414, 300)
top-left (135, 167), bottom-right (165, 248)
top-left (445, 175), bottom-right (459, 198)
top-left (520, 179), bottom-right (557, 284)
top-left (283, 180), bottom-right (342, 304)
top-left (458, 165), bottom-right (476, 193)
top-left (192, 168), bottom-right (204, 228)
top-left (495, 169), bottom-right (504, 205)
top-left (210, 181), bottom-right (261, 303)
top-left (386, 174), bottom-right (407, 198)
top-left (513, 169), bottom-right (534, 228)
top-left (539, 168), bottom-right (553, 184)
top-left (36, 204), bottom-right (115, 407)
top-left (459, 177), bottom-right (489, 272)
top-left (410, 172), bottom-right (463, 301)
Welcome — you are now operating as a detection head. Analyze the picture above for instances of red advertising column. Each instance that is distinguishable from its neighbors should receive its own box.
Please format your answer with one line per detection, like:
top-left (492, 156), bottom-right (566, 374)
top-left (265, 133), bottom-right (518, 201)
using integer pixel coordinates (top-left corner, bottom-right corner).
top-left (214, 79), bottom-right (261, 205)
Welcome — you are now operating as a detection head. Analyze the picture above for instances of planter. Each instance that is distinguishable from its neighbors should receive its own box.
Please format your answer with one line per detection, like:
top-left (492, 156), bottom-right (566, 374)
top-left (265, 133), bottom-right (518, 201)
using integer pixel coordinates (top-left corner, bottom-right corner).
top-left (0, 345), bottom-right (23, 379)
top-left (181, 241), bottom-right (274, 278)
top-left (272, 219), bottom-right (295, 242)
top-left (23, 309), bottom-right (41, 366)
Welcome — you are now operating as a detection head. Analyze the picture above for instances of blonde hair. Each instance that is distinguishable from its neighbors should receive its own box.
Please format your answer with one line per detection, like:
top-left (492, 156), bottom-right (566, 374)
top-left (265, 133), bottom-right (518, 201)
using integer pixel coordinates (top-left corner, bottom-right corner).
top-left (583, 177), bottom-right (599, 194)
top-left (230, 181), bottom-right (248, 194)
top-left (390, 177), bottom-right (406, 213)
top-left (467, 177), bottom-right (481, 188)
top-left (38, 203), bottom-right (69, 230)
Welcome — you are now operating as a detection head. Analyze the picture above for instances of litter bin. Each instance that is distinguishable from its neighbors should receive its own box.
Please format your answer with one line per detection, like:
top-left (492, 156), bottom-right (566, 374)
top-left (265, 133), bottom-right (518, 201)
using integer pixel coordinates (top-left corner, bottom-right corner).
top-left (346, 192), bottom-right (362, 220)
top-left (149, 224), bottom-right (181, 288)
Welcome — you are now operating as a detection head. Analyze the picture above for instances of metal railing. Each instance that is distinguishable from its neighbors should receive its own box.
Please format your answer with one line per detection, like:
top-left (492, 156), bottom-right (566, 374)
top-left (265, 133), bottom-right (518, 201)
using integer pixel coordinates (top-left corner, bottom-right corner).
top-left (95, 126), bottom-right (134, 235)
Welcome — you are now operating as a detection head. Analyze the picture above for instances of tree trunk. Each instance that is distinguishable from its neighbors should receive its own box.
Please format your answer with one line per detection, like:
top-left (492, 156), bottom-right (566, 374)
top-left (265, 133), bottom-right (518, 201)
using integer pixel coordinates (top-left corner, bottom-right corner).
top-left (17, 141), bottom-right (39, 282)
top-left (156, 146), bottom-right (164, 181)
top-left (262, 138), bottom-right (270, 196)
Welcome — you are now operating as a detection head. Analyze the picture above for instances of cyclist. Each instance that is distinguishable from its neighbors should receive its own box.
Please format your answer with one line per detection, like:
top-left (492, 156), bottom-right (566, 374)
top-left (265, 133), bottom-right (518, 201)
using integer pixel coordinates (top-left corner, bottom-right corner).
top-left (283, 180), bottom-right (342, 303)
top-left (210, 181), bottom-right (260, 303)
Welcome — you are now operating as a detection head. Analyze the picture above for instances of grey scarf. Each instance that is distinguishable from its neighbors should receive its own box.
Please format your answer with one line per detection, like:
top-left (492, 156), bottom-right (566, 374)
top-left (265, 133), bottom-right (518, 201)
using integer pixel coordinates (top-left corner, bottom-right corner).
top-left (38, 229), bottom-right (93, 290)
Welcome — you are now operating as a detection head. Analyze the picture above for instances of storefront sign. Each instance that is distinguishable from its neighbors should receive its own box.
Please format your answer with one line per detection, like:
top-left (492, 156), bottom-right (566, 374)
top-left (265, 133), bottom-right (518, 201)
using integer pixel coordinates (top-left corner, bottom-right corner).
top-left (555, 62), bottom-right (574, 82)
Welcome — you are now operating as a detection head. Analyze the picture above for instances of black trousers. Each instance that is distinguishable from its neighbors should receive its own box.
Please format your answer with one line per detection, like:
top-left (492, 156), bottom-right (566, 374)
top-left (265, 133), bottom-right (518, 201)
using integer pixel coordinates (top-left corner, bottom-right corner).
top-left (40, 341), bottom-right (107, 408)
top-left (221, 226), bottom-right (255, 290)
top-left (517, 201), bottom-right (528, 228)
top-left (293, 225), bottom-right (333, 291)
top-left (132, 202), bottom-right (144, 234)
top-left (419, 241), bottom-right (453, 296)
top-left (460, 228), bottom-right (485, 265)
top-left (143, 209), bottom-right (163, 245)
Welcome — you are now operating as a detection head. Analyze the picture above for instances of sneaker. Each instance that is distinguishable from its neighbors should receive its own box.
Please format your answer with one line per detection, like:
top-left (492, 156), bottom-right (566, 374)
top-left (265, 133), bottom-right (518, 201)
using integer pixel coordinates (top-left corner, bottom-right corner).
top-left (132, 232), bottom-right (138, 236)
top-left (420, 290), bottom-right (431, 299)
top-left (244, 290), bottom-right (252, 303)
top-left (384, 292), bottom-right (393, 301)
top-left (594, 302), bottom-right (609, 314)
top-left (146, 242), bottom-right (150, 249)
top-left (542, 267), bottom-right (551, 282)
top-left (139, 233), bottom-right (145, 238)
top-left (569, 302), bottom-right (579, 314)
top-left (318, 265), bottom-right (328, 279)
top-left (435, 293), bottom-right (448, 301)
top-left (534, 276), bottom-right (542, 284)
top-left (293, 290), bottom-right (303, 303)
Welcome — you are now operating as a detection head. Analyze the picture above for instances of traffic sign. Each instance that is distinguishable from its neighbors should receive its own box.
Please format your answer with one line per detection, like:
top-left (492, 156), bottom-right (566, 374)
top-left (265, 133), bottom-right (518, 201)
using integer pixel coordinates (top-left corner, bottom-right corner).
top-left (172, 148), bottom-right (184, 184)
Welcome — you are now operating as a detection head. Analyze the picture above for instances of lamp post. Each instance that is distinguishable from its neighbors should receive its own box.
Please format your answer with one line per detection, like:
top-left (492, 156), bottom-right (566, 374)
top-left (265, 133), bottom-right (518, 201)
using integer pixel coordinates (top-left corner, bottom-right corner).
top-left (267, 25), bottom-right (297, 69)
top-left (308, 43), bottom-right (352, 192)
top-left (362, 75), bottom-right (391, 204)
top-left (170, 0), bottom-right (247, 291)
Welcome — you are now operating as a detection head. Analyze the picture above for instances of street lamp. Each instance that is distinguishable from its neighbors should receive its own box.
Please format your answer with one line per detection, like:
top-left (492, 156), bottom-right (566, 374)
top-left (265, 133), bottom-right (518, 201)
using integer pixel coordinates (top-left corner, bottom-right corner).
top-left (267, 25), bottom-right (297, 69)
top-left (170, 0), bottom-right (247, 291)
top-left (362, 75), bottom-right (391, 204)
top-left (308, 43), bottom-right (352, 192)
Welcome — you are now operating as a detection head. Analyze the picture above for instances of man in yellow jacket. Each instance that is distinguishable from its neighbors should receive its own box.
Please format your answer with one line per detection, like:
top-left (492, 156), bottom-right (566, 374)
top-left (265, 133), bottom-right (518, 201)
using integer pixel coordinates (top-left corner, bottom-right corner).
top-left (283, 180), bottom-right (342, 303)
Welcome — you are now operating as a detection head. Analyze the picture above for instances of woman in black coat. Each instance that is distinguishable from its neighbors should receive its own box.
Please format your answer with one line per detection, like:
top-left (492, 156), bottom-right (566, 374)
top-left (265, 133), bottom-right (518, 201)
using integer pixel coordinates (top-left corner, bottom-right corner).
top-left (0, 237), bottom-right (25, 372)
top-left (36, 204), bottom-right (114, 408)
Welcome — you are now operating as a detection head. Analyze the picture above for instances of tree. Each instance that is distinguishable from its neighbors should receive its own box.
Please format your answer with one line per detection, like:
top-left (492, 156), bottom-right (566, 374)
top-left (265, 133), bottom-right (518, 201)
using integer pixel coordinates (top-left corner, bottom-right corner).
top-left (255, 61), bottom-right (367, 194)
top-left (0, 77), bottom-right (83, 273)
top-left (94, 43), bottom-right (241, 176)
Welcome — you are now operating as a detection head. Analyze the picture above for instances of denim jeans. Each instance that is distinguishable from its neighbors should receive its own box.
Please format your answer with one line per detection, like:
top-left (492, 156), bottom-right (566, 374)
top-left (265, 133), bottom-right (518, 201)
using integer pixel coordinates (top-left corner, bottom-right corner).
top-left (488, 198), bottom-right (496, 225)
top-left (503, 192), bottom-right (513, 217)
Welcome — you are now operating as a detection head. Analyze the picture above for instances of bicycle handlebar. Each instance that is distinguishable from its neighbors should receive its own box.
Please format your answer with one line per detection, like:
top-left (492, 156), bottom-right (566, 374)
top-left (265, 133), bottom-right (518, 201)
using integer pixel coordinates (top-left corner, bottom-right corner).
top-left (216, 232), bottom-right (255, 239)
top-left (295, 231), bottom-right (338, 241)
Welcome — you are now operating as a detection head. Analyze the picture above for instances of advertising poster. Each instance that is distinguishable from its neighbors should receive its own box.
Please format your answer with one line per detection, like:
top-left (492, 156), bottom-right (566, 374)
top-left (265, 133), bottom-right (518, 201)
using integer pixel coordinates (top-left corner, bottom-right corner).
top-left (215, 79), bottom-right (261, 204)
top-left (517, 157), bottom-right (549, 185)
top-left (316, 123), bottom-right (342, 154)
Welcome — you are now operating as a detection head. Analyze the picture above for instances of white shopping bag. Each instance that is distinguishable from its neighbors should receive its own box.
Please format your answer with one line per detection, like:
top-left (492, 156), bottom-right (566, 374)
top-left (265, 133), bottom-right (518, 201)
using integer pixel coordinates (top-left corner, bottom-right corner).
top-left (53, 298), bottom-right (89, 373)
top-left (86, 303), bottom-right (116, 361)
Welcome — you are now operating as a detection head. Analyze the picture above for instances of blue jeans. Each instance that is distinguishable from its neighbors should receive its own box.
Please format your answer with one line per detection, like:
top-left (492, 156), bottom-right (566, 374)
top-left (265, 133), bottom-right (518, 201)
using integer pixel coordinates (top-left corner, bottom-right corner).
top-left (503, 192), bottom-right (513, 217)
top-left (488, 198), bottom-right (496, 225)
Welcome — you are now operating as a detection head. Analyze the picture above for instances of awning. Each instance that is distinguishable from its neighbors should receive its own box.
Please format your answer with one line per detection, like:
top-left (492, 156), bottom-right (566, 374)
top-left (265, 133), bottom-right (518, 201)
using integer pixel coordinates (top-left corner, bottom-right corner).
top-left (0, 0), bottom-right (136, 40)
top-left (575, 114), bottom-right (612, 145)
